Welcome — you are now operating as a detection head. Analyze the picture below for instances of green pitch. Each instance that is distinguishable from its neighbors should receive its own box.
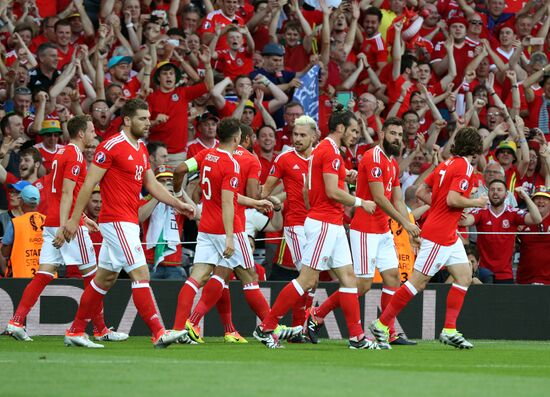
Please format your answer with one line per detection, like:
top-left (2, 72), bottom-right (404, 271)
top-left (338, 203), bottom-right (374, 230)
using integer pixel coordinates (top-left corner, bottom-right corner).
top-left (1, 337), bottom-right (549, 397)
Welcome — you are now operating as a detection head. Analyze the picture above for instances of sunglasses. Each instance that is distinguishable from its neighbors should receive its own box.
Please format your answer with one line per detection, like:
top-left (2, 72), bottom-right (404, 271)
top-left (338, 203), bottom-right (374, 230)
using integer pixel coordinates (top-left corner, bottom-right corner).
top-left (469, 20), bottom-right (483, 25)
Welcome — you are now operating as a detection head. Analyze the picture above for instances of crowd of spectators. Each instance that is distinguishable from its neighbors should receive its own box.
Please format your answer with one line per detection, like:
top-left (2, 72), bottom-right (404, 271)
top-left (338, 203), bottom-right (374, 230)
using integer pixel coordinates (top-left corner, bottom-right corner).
top-left (0, 0), bottom-right (549, 284)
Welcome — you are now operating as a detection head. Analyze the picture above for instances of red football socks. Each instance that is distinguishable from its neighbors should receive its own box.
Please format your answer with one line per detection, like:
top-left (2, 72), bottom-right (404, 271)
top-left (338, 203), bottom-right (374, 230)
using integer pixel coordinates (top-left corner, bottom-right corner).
top-left (261, 279), bottom-right (304, 331)
top-left (243, 282), bottom-right (270, 321)
top-left (315, 290), bottom-right (341, 321)
top-left (339, 288), bottom-right (363, 340)
top-left (83, 273), bottom-right (107, 335)
top-left (291, 293), bottom-right (308, 327)
top-left (381, 285), bottom-right (399, 335)
top-left (379, 281), bottom-right (417, 327)
top-left (216, 285), bottom-right (237, 333)
top-left (173, 277), bottom-right (200, 330)
top-left (132, 280), bottom-right (163, 337)
top-left (444, 283), bottom-right (468, 329)
top-left (11, 271), bottom-right (54, 325)
top-left (189, 276), bottom-right (225, 325)
top-left (69, 279), bottom-right (107, 334)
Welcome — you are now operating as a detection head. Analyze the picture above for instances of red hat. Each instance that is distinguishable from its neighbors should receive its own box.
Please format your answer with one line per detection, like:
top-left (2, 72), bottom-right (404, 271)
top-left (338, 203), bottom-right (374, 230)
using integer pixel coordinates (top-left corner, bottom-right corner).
top-left (448, 16), bottom-right (468, 27)
top-left (495, 20), bottom-right (515, 37)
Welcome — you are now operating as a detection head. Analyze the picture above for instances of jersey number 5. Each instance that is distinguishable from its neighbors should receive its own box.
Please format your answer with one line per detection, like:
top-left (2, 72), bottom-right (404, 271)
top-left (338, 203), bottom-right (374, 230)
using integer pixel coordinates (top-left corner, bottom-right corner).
top-left (202, 165), bottom-right (212, 200)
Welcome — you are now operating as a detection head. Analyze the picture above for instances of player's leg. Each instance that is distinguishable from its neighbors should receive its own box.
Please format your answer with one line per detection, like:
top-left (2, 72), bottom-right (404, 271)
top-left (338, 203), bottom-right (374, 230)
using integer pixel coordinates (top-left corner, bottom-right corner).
top-left (285, 226), bottom-right (313, 331)
top-left (173, 263), bottom-right (213, 330)
top-left (215, 283), bottom-right (247, 343)
top-left (187, 265), bottom-right (232, 343)
top-left (173, 232), bottom-right (218, 330)
top-left (6, 262), bottom-right (58, 341)
top-left (65, 266), bottom-right (118, 348)
top-left (371, 239), bottom-right (446, 346)
top-left (439, 240), bottom-right (473, 349)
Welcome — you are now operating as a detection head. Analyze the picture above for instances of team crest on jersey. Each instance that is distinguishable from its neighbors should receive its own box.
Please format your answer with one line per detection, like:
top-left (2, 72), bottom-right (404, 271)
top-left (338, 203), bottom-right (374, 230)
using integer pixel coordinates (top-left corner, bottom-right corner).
top-left (269, 165), bottom-right (276, 175)
top-left (502, 219), bottom-right (510, 229)
top-left (71, 165), bottom-right (80, 176)
top-left (230, 177), bottom-right (239, 189)
top-left (468, 51), bottom-right (474, 57)
top-left (172, 93), bottom-right (179, 101)
top-left (123, 89), bottom-right (131, 97)
top-left (459, 179), bottom-right (469, 191)
top-left (95, 151), bottom-right (106, 164)
top-left (236, 58), bottom-right (244, 67)
top-left (204, 21), bottom-right (211, 29)
top-left (371, 167), bottom-right (382, 178)
top-left (332, 159), bottom-right (341, 171)
top-left (135, 245), bottom-right (142, 253)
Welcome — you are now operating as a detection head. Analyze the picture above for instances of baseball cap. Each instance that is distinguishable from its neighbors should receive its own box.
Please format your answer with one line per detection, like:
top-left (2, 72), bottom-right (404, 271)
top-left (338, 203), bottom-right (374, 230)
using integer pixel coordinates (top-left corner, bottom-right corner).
top-left (68, 12), bottom-right (81, 18)
top-left (196, 110), bottom-right (220, 123)
top-left (244, 100), bottom-right (256, 113)
top-left (262, 43), bottom-right (285, 57)
top-left (495, 140), bottom-right (517, 158)
top-left (10, 180), bottom-right (31, 192)
top-left (154, 164), bottom-right (174, 179)
top-left (107, 55), bottom-right (133, 69)
top-left (39, 119), bottom-right (62, 135)
top-left (20, 185), bottom-right (40, 205)
top-left (153, 61), bottom-right (182, 86)
top-left (532, 185), bottom-right (550, 199)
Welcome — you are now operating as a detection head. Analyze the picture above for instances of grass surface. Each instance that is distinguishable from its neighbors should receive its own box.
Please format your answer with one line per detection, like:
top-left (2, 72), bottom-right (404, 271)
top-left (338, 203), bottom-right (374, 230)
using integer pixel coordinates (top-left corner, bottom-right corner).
top-left (1, 337), bottom-right (549, 397)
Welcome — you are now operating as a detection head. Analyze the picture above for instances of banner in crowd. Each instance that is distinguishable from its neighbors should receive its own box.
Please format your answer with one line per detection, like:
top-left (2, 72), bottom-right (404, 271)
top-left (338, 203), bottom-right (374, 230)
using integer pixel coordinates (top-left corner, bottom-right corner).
top-left (292, 65), bottom-right (320, 122)
top-left (1, 280), bottom-right (549, 340)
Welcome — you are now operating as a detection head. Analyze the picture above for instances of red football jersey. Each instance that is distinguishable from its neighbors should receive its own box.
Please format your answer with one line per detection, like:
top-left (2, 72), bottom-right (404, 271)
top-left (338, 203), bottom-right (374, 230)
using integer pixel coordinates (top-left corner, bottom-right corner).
top-left (186, 138), bottom-right (218, 159)
top-left (421, 157), bottom-right (475, 245)
top-left (104, 75), bottom-right (141, 99)
top-left (431, 41), bottom-right (477, 87)
top-left (44, 144), bottom-right (86, 227)
top-left (471, 205), bottom-right (526, 280)
top-left (360, 33), bottom-right (388, 68)
top-left (35, 143), bottom-right (64, 173)
top-left (194, 148), bottom-right (243, 234)
top-left (147, 84), bottom-right (208, 154)
top-left (351, 146), bottom-right (400, 234)
top-left (233, 145), bottom-right (261, 227)
top-left (215, 48), bottom-right (253, 80)
top-left (269, 149), bottom-right (309, 227)
top-left (518, 215), bottom-right (550, 284)
top-left (307, 138), bottom-right (346, 225)
top-left (198, 10), bottom-right (245, 51)
top-left (93, 133), bottom-right (150, 224)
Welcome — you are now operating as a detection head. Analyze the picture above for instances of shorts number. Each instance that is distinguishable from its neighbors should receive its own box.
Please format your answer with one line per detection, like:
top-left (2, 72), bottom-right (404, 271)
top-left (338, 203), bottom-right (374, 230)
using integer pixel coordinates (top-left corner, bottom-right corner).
top-left (51, 160), bottom-right (58, 193)
top-left (135, 165), bottom-right (144, 181)
top-left (202, 165), bottom-right (212, 200)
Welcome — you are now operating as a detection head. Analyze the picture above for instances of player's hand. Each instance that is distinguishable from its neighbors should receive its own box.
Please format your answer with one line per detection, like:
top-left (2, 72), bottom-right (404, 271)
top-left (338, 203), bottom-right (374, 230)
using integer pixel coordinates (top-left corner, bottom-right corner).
top-left (63, 218), bottom-right (79, 242)
top-left (345, 169), bottom-right (358, 184)
top-left (254, 199), bottom-right (274, 213)
top-left (223, 236), bottom-right (235, 258)
top-left (474, 195), bottom-right (489, 209)
top-left (174, 201), bottom-right (196, 218)
top-left (53, 227), bottom-right (66, 249)
top-left (84, 217), bottom-right (100, 233)
top-left (409, 235), bottom-right (421, 249)
top-left (403, 221), bottom-right (420, 238)
top-left (360, 199), bottom-right (376, 214)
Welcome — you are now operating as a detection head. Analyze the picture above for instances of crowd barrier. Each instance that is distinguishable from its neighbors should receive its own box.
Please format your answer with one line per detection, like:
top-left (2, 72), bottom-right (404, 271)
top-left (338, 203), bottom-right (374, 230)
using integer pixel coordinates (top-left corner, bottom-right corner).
top-left (1, 279), bottom-right (549, 340)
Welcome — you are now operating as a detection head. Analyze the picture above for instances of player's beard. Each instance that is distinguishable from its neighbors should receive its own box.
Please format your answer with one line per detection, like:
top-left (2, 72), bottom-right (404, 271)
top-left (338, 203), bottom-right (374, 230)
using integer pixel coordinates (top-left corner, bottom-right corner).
top-left (383, 137), bottom-right (401, 157)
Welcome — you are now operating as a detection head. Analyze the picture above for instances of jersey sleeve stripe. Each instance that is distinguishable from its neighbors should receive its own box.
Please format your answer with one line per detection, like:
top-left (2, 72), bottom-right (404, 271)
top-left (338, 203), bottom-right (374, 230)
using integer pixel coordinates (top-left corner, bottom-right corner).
top-left (104, 135), bottom-right (125, 151)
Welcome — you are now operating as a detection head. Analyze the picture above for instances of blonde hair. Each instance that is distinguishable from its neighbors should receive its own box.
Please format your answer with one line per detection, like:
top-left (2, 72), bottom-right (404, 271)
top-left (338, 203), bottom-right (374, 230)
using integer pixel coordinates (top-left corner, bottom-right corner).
top-left (294, 115), bottom-right (317, 133)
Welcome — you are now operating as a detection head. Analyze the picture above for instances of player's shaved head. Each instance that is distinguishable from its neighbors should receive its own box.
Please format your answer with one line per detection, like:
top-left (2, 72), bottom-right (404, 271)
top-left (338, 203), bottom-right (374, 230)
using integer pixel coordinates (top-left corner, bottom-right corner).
top-left (218, 117), bottom-right (242, 143)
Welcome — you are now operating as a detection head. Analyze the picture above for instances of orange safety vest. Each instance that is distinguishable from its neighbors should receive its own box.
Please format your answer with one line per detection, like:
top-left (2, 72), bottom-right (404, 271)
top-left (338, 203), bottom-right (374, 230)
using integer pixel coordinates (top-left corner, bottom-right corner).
top-left (373, 212), bottom-right (416, 284)
top-left (8, 212), bottom-right (45, 278)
